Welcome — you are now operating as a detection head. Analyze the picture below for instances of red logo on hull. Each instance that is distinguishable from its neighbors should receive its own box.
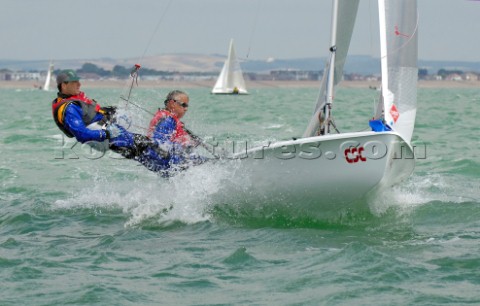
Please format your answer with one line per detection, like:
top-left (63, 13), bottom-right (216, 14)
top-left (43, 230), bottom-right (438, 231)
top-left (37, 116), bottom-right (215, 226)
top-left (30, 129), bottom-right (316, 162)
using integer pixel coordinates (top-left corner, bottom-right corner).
top-left (344, 147), bottom-right (367, 164)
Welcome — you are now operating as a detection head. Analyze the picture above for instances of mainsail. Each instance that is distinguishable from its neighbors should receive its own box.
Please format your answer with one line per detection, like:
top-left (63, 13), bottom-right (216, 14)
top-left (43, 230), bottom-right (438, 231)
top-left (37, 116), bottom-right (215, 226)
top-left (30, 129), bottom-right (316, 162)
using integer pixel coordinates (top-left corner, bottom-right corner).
top-left (303, 0), bottom-right (360, 137)
top-left (379, 0), bottom-right (418, 144)
top-left (212, 39), bottom-right (248, 94)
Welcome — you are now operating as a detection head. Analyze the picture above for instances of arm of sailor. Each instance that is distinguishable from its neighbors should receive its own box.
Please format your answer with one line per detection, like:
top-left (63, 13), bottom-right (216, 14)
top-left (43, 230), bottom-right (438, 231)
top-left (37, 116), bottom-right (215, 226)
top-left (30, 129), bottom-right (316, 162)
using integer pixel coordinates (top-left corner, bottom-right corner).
top-left (153, 118), bottom-right (183, 153)
top-left (151, 116), bottom-right (176, 144)
top-left (63, 104), bottom-right (108, 143)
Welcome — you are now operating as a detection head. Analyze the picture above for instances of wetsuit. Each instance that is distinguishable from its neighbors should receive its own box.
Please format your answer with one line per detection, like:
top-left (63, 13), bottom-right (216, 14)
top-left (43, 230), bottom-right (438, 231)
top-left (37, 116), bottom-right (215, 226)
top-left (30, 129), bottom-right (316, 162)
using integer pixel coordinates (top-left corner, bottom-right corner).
top-left (140, 109), bottom-right (204, 174)
top-left (52, 92), bottom-right (153, 160)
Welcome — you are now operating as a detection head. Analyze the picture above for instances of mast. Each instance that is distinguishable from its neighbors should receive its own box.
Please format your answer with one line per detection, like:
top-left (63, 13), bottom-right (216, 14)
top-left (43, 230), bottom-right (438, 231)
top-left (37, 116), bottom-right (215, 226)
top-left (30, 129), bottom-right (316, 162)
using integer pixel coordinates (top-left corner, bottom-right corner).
top-left (378, 0), bottom-right (393, 126)
top-left (302, 0), bottom-right (359, 137)
top-left (226, 39), bottom-right (235, 90)
top-left (323, 0), bottom-right (339, 134)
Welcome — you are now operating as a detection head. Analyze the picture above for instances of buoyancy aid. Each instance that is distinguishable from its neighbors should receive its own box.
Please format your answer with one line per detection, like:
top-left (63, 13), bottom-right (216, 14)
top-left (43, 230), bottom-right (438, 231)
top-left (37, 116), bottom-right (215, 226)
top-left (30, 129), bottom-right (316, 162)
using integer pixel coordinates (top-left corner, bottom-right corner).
top-left (52, 92), bottom-right (107, 138)
top-left (147, 109), bottom-right (190, 144)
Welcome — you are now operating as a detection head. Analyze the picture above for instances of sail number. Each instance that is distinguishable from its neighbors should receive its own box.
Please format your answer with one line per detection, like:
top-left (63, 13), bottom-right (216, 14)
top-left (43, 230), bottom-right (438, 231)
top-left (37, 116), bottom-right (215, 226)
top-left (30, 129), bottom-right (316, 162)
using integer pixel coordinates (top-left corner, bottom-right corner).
top-left (344, 147), bottom-right (367, 163)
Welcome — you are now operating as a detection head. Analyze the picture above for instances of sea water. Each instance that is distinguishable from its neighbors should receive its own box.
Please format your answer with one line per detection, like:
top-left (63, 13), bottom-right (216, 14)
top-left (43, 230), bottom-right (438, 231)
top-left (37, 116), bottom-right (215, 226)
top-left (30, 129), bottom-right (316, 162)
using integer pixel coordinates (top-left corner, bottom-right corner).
top-left (1, 85), bottom-right (479, 305)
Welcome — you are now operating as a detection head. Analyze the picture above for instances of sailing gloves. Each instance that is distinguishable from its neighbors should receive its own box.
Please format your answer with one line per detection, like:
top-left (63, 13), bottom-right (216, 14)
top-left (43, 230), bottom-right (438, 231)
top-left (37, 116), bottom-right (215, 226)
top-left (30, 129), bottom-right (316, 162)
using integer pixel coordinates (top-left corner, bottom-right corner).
top-left (104, 124), bottom-right (121, 139)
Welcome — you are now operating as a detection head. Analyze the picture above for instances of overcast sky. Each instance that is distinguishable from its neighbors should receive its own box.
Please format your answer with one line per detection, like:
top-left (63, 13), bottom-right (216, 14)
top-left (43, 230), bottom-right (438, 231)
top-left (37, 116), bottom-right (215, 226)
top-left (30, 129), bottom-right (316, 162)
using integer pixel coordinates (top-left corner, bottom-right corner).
top-left (1, 0), bottom-right (479, 62)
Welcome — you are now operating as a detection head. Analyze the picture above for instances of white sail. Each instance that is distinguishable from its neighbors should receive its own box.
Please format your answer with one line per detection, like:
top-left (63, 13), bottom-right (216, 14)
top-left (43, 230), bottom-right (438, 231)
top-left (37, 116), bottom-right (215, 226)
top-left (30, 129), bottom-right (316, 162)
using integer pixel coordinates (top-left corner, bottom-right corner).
top-left (42, 61), bottom-right (54, 91)
top-left (303, 0), bottom-right (360, 137)
top-left (212, 39), bottom-right (248, 95)
top-left (379, 0), bottom-right (418, 144)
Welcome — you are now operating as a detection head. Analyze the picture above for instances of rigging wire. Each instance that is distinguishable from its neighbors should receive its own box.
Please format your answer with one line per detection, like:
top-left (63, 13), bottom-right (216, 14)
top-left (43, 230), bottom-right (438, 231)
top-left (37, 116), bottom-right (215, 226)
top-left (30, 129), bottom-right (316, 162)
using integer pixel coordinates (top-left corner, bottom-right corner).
top-left (115, 0), bottom-right (218, 158)
top-left (368, 0), bottom-right (376, 61)
top-left (119, 96), bottom-right (154, 117)
top-left (118, 96), bottom-right (220, 159)
top-left (137, 0), bottom-right (174, 63)
top-left (119, 0), bottom-right (174, 107)
top-left (118, 0), bottom-right (173, 119)
top-left (124, 64), bottom-right (141, 109)
top-left (367, 0), bottom-right (381, 119)
top-left (245, 0), bottom-right (261, 59)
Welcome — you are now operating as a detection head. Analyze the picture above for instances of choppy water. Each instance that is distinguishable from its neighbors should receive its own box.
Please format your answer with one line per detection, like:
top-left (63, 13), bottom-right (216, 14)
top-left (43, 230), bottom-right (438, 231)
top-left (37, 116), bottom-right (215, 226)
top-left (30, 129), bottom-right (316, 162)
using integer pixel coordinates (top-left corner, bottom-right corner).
top-left (1, 84), bottom-right (479, 305)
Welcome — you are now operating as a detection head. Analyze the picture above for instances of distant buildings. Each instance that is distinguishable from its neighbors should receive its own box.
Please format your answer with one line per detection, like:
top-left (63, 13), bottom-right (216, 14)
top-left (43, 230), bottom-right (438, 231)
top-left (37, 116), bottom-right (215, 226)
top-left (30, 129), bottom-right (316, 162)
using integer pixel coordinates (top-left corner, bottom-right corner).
top-left (1, 66), bottom-right (479, 83)
top-left (0, 69), bottom-right (43, 81)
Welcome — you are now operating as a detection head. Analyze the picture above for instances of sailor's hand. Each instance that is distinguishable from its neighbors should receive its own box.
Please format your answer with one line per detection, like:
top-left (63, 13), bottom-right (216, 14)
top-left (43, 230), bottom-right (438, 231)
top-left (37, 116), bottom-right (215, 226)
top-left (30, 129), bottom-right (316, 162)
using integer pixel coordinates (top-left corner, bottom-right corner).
top-left (103, 124), bottom-right (121, 139)
top-left (101, 106), bottom-right (117, 122)
top-left (101, 106), bottom-right (117, 115)
top-left (102, 106), bottom-right (117, 113)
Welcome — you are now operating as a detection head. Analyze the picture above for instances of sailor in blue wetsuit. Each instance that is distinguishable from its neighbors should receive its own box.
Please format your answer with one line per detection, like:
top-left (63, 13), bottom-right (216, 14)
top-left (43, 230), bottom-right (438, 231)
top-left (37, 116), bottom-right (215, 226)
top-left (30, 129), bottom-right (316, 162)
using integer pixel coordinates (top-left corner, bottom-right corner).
top-left (51, 69), bottom-right (167, 162)
top-left (138, 90), bottom-right (207, 174)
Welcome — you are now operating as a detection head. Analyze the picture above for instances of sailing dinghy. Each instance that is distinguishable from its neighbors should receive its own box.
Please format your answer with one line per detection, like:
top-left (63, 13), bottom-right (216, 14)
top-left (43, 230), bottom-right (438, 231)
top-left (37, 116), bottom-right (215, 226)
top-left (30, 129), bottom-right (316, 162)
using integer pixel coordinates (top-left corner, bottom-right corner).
top-left (42, 61), bottom-right (54, 91)
top-left (224, 0), bottom-right (418, 210)
top-left (211, 39), bottom-right (248, 95)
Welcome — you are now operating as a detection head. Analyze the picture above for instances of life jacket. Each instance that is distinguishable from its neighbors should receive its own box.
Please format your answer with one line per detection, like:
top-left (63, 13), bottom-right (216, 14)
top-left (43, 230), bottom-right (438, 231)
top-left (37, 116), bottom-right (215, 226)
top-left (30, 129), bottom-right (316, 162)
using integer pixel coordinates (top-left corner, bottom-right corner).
top-left (147, 109), bottom-right (190, 144)
top-left (51, 92), bottom-right (105, 138)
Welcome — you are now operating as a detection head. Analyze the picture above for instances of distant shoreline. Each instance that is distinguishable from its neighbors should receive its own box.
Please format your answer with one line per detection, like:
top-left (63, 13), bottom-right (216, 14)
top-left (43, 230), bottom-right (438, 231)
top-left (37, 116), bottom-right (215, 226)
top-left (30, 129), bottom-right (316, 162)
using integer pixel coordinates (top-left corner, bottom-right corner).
top-left (1, 79), bottom-right (479, 90)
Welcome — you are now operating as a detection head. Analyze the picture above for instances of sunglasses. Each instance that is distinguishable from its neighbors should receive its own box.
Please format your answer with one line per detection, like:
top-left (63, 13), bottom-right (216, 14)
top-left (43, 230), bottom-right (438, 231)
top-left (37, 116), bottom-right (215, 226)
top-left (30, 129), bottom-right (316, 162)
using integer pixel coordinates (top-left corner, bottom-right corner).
top-left (173, 100), bottom-right (189, 108)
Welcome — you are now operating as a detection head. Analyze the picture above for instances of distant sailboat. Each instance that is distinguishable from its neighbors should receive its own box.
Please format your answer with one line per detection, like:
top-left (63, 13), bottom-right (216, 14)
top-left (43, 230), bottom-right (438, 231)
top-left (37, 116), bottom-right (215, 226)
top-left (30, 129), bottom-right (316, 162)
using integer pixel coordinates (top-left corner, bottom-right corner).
top-left (42, 61), bottom-right (54, 91)
top-left (211, 39), bottom-right (248, 95)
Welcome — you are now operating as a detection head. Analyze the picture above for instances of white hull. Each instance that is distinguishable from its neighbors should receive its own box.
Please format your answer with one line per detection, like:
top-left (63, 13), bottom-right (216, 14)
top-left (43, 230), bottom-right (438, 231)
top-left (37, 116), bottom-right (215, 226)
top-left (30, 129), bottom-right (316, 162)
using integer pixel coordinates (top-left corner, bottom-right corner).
top-left (215, 131), bottom-right (414, 216)
top-left (211, 89), bottom-right (248, 95)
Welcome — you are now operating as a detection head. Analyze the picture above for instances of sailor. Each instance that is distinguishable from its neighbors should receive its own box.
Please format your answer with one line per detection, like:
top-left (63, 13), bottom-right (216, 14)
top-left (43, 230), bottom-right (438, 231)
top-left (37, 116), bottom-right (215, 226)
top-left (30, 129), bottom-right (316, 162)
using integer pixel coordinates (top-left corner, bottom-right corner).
top-left (139, 90), bottom-right (207, 174)
top-left (51, 69), bottom-right (160, 161)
